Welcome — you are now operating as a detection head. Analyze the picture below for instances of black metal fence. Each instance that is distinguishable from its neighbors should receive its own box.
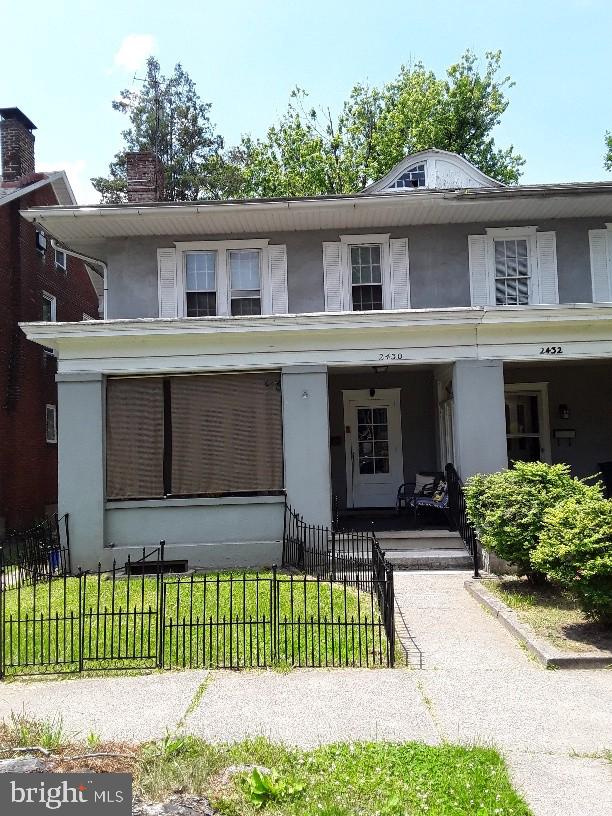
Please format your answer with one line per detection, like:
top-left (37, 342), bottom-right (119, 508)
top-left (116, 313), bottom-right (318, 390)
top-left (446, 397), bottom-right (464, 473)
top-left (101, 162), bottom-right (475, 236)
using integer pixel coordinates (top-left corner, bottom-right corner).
top-left (0, 514), bottom-right (71, 590)
top-left (445, 463), bottom-right (480, 578)
top-left (282, 504), bottom-right (395, 661)
top-left (0, 535), bottom-right (395, 677)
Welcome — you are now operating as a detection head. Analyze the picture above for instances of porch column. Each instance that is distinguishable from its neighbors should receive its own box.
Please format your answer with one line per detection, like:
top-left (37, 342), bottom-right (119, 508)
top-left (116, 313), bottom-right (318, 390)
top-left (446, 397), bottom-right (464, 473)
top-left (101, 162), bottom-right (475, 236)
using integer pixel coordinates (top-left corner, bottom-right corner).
top-left (56, 372), bottom-right (105, 571)
top-left (452, 360), bottom-right (508, 479)
top-left (281, 365), bottom-right (332, 526)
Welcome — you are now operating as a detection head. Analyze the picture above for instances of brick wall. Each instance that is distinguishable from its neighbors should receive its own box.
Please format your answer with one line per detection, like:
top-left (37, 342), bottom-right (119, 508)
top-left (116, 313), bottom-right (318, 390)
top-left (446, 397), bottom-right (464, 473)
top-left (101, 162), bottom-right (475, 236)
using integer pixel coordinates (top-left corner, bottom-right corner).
top-left (0, 182), bottom-right (100, 531)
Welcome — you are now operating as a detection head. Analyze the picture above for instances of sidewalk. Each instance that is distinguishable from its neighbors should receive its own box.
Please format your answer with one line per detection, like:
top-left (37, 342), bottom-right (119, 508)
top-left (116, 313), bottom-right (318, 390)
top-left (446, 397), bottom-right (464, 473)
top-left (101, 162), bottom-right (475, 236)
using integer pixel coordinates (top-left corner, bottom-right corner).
top-left (0, 571), bottom-right (609, 816)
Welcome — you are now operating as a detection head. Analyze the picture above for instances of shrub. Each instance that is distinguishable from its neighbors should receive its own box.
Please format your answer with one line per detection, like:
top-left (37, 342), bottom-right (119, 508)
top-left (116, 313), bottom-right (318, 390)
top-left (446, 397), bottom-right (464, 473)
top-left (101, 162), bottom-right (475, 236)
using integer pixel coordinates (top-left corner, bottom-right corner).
top-left (533, 497), bottom-right (612, 623)
top-left (463, 462), bottom-right (602, 580)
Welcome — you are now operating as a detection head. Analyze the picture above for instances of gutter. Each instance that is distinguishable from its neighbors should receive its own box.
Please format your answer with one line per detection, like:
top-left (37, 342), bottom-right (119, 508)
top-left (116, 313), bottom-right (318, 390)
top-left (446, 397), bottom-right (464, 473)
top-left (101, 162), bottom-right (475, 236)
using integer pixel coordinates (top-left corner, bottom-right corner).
top-left (50, 238), bottom-right (108, 319)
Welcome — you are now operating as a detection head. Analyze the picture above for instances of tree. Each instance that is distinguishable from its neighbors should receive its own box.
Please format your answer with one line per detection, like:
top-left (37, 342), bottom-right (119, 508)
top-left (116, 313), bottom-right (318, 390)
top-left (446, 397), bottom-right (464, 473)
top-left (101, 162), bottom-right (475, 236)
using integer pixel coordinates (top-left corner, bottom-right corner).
top-left (239, 50), bottom-right (524, 198)
top-left (605, 131), bottom-right (612, 171)
top-left (91, 57), bottom-right (241, 202)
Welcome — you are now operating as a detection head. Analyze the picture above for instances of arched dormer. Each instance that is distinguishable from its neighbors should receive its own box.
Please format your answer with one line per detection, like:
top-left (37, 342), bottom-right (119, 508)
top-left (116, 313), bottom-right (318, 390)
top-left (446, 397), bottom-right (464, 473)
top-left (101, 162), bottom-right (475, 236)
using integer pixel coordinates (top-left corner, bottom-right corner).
top-left (363, 149), bottom-right (504, 193)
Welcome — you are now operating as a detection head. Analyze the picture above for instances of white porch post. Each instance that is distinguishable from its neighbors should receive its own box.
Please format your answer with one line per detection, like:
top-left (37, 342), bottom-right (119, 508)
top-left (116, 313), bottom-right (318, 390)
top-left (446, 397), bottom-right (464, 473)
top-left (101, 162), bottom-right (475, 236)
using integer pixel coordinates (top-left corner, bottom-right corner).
top-left (452, 360), bottom-right (508, 479)
top-left (281, 365), bottom-right (332, 526)
top-left (56, 372), bottom-right (105, 571)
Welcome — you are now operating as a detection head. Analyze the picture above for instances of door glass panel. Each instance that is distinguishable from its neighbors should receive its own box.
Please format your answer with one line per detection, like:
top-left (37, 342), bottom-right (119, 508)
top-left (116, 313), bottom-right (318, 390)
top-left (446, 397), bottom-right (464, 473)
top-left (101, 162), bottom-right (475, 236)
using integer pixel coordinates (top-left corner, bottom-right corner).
top-left (357, 405), bottom-right (390, 474)
top-left (507, 436), bottom-right (540, 463)
top-left (505, 393), bottom-right (542, 464)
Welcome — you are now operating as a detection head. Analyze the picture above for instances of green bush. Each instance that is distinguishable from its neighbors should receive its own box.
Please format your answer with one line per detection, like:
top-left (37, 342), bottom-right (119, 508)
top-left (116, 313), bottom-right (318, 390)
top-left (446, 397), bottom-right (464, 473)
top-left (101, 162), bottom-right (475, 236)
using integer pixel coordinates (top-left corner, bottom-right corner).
top-left (463, 462), bottom-right (602, 580)
top-left (533, 497), bottom-right (612, 623)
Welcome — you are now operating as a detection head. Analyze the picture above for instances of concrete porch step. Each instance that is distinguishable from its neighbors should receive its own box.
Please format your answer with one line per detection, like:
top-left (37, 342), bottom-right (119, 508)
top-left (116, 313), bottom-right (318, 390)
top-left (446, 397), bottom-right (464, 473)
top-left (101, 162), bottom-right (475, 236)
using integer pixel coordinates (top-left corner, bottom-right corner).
top-left (377, 529), bottom-right (462, 550)
top-left (384, 548), bottom-right (473, 570)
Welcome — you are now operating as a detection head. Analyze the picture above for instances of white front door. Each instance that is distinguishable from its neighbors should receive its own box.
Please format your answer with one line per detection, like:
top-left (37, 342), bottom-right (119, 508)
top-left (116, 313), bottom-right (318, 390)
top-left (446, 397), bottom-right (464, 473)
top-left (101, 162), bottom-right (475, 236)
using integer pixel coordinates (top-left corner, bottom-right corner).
top-left (343, 389), bottom-right (404, 508)
top-left (504, 383), bottom-right (551, 464)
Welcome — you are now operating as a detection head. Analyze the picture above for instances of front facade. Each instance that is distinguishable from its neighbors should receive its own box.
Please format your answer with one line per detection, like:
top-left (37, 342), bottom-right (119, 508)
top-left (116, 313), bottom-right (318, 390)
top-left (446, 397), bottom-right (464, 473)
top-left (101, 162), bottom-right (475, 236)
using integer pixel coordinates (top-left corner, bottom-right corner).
top-left (0, 108), bottom-right (101, 532)
top-left (20, 150), bottom-right (612, 569)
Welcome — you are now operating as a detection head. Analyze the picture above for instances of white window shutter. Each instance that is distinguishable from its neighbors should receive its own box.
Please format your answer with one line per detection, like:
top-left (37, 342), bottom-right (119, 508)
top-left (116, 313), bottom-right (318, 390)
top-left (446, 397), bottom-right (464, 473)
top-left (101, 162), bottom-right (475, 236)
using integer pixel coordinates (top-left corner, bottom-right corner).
top-left (157, 248), bottom-right (178, 318)
top-left (268, 244), bottom-right (288, 313)
top-left (323, 242), bottom-right (344, 311)
top-left (535, 231), bottom-right (559, 304)
top-left (468, 235), bottom-right (491, 306)
top-left (589, 229), bottom-right (611, 302)
top-left (389, 238), bottom-right (410, 309)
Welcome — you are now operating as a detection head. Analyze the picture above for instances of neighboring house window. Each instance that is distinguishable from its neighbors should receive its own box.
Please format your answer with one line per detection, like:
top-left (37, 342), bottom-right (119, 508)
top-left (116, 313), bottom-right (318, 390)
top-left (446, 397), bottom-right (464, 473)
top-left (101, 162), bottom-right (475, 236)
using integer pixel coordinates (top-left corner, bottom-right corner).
top-left (494, 238), bottom-right (530, 305)
top-left (35, 230), bottom-right (47, 254)
top-left (54, 249), bottom-right (67, 271)
top-left (45, 405), bottom-right (57, 444)
top-left (105, 373), bottom-right (283, 500)
top-left (42, 292), bottom-right (57, 321)
top-left (389, 163), bottom-right (426, 189)
top-left (229, 249), bottom-right (262, 315)
top-left (159, 240), bottom-right (288, 319)
top-left (185, 251), bottom-right (217, 316)
top-left (468, 227), bottom-right (559, 307)
top-left (322, 234), bottom-right (411, 312)
top-left (350, 244), bottom-right (383, 311)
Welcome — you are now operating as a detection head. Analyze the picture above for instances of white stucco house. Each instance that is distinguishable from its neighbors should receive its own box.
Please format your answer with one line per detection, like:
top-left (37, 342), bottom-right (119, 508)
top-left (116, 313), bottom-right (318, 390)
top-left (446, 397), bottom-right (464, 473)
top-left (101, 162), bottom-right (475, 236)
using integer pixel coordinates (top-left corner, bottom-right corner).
top-left (19, 149), bottom-right (612, 570)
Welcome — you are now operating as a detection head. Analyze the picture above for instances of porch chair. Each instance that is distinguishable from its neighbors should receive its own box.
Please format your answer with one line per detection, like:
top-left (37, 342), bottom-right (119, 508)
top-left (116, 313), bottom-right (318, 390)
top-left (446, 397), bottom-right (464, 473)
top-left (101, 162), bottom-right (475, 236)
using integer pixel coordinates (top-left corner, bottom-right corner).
top-left (410, 479), bottom-right (452, 529)
top-left (396, 471), bottom-right (443, 514)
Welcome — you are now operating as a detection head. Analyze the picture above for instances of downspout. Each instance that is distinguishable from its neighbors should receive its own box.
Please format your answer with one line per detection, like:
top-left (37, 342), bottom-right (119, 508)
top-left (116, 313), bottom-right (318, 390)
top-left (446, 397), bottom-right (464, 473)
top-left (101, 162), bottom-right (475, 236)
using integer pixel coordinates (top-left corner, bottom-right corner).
top-left (50, 238), bottom-right (108, 319)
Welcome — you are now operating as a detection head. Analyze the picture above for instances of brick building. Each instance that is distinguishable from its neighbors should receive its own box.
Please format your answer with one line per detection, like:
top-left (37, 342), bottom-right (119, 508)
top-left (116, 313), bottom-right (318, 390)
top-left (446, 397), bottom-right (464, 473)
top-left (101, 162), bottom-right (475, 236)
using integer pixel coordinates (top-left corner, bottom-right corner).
top-left (0, 107), bottom-right (101, 533)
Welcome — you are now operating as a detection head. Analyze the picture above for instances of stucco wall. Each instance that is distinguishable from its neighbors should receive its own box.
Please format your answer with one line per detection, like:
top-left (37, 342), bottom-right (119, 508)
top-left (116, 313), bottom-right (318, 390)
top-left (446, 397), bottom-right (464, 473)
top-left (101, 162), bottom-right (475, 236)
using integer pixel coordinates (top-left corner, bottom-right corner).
top-left (328, 368), bottom-right (438, 507)
top-left (69, 217), bottom-right (607, 320)
top-left (504, 360), bottom-right (612, 478)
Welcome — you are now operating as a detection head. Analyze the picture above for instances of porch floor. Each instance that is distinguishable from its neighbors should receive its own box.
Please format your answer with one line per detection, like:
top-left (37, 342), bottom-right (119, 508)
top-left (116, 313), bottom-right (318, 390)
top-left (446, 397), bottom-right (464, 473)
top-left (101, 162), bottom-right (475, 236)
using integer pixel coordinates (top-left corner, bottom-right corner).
top-left (336, 509), bottom-right (450, 533)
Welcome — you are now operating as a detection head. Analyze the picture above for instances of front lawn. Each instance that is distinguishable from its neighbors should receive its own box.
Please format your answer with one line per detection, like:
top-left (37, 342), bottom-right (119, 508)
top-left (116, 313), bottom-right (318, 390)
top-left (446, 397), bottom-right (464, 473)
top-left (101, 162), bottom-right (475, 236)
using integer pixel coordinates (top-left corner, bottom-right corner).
top-left (2, 571), bottom-right (389, 673)
top-left (483, 577), bottom-right (612, 653)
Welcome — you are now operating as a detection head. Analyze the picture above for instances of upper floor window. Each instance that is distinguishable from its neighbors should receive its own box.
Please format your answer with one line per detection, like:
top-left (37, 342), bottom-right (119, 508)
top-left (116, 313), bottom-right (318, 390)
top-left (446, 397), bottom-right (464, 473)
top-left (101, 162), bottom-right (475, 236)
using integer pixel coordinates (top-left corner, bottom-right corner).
top-left (468, 227), bottom-right (559, 307)
top-left (42, 291), bottom-right (57, 321)
top-left (54, 249), bottom-right (67, 271)
top-left (45, 404), bottom-right (57, 444)
top-left (494, 238), bottom-right (530, 305)
top-left (35, 230), bottom-right (47, 254)
top-left (350, 244), bottom-right (383, 311)
top-left (185, 251), bottom-right (217, 317)
top-left (229, 249), bottom-right (261, 316)
top-left (390, 163), bottom-right (426, 189)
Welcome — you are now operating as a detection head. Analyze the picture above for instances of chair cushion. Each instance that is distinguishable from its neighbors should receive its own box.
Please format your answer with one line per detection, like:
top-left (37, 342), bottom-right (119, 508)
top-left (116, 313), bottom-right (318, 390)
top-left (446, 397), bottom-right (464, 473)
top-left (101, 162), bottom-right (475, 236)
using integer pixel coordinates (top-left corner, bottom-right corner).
top-left (415, 473), bottom-right (434, 495)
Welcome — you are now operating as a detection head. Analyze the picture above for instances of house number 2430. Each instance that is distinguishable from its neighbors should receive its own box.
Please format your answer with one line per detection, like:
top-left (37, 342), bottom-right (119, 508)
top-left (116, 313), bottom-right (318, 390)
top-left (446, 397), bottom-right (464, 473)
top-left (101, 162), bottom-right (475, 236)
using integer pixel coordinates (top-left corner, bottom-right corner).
top-left (540, 346), bottom-right (563, 355)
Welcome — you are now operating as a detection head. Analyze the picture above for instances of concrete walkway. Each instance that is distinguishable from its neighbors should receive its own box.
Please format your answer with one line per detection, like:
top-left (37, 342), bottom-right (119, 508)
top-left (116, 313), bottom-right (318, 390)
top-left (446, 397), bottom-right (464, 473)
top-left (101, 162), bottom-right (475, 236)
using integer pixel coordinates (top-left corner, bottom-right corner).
top-left (0, 571), bottom-right (610, 816)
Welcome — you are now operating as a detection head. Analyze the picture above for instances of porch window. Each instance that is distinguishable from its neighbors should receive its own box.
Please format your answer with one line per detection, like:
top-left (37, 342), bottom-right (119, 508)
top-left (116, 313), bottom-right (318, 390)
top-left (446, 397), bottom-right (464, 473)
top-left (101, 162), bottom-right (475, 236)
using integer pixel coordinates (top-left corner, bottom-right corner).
top-left (389, 163), bottom-right (426, 189)
top-left (350, 245), bottom-right (383, 311)
top-left (185, 251), bottom-right (217, 316)
top-left (494, 239), bottom-right (530, 305)
top-left (106, 372), bottom-right (283, 500)
top-left (230, 250), bottom-right (262, 315)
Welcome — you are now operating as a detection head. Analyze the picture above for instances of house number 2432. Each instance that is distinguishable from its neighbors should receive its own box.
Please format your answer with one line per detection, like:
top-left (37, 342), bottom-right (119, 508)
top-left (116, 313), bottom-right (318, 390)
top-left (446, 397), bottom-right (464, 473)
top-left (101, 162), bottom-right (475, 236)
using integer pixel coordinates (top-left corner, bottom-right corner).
top-left (540, 346), bottom-right (563, 355)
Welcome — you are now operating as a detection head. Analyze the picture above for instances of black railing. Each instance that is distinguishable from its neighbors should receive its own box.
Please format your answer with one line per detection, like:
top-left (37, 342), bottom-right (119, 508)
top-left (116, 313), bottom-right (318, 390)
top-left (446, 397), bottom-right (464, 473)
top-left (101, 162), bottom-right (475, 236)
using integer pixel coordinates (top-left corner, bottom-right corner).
top-left (445, 463), bottom-right (480, 578)
top-left (0, 514), bottom-right (71, 590)
top-left (283, 503), bottom-right (396, 665)
top-left (0, 538), bottom-right (394, 677)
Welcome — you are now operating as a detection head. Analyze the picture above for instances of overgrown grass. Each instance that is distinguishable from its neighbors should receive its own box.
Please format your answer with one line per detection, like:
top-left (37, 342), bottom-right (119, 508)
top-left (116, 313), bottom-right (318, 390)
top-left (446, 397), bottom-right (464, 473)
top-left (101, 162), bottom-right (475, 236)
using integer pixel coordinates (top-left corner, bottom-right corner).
top-left (0, 710), bottom-right (70, 751)
top-left (483, 577), bottom-right (612, 654)
top-left (137, 736), bottom-right (531, 815)
top-left (2, 571), bottom-right (390, 674)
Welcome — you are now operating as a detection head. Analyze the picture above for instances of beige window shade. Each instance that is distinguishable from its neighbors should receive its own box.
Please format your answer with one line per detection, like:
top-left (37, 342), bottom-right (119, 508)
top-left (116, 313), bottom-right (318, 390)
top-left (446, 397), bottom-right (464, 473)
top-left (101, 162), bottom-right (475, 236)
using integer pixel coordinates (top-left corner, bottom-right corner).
top-left (171, 373), bottom-right (283, 495)
top-left (106, 378), bottom-right (165, 500)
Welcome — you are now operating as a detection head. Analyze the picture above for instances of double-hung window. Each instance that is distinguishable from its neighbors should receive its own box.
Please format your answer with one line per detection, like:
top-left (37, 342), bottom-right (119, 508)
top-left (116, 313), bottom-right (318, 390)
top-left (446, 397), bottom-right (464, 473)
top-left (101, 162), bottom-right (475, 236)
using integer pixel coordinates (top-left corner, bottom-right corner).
top-left (185, 251), bottom-right (217, 316)
top-left (350, 244), bottom-right (383, 311)
top-left (42, 292), bottom-right (56, 321)
top-left (229, 249), bottom-right (262, 315)
top-left (494, 238), bottom-right (530, 305)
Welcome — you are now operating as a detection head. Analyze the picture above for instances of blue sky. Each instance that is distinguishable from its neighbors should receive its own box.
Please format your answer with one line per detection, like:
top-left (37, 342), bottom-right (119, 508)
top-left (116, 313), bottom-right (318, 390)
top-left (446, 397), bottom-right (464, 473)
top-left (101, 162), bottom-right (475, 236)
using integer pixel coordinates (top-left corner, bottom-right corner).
top-left (3, 0), bottom-right (611, 202)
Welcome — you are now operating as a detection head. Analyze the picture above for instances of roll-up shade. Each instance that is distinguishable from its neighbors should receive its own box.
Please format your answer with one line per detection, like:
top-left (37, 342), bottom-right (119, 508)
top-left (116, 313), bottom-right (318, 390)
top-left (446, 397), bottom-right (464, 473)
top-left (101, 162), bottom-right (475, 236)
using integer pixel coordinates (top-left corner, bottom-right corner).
top-left (170, 373), bottom-right (283, 495)
top-left (106, 377), bottom-right (164, 499)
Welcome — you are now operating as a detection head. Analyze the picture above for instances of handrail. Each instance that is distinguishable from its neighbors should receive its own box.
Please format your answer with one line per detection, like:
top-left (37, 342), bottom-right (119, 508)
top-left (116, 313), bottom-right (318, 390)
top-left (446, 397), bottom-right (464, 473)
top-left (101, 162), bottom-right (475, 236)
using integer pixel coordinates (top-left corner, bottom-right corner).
top-left (445, 463), bottom-right (480, 579)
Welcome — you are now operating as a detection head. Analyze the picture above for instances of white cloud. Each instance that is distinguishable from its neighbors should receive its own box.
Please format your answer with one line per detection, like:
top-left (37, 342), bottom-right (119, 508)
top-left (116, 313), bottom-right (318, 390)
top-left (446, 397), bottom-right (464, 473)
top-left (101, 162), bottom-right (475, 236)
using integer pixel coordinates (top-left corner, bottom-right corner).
top-left (113, 34), bottom-right (156, 73)
top-left (38, 159), bottom-right (100, 205)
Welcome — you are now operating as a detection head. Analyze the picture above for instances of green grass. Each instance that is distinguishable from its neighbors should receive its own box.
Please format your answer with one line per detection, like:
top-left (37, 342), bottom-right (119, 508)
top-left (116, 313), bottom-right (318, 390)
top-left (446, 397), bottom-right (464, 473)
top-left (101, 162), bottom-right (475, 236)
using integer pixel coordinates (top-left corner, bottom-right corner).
top-left (483, 577), bottom-right (612, 654)
top-left (2, 571), bottom-right (389, 674)
top-left (137, 736), bottom-right (532, 815)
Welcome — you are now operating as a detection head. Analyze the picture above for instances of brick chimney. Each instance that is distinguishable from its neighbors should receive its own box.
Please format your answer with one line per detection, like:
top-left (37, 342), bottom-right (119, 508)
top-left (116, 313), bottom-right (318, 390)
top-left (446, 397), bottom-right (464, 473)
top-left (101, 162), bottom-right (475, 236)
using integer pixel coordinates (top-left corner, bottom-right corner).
top-left (126, 151), bottom-right (164, 202)
top-left (0, 108), bottom-right (36, 182)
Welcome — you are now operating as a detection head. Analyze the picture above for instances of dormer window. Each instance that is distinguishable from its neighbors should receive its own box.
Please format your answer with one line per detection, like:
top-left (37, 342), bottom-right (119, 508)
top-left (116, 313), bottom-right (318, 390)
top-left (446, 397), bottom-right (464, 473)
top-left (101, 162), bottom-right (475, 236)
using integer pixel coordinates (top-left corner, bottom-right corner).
top-left (390, 163), bottom-right (426, 189)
